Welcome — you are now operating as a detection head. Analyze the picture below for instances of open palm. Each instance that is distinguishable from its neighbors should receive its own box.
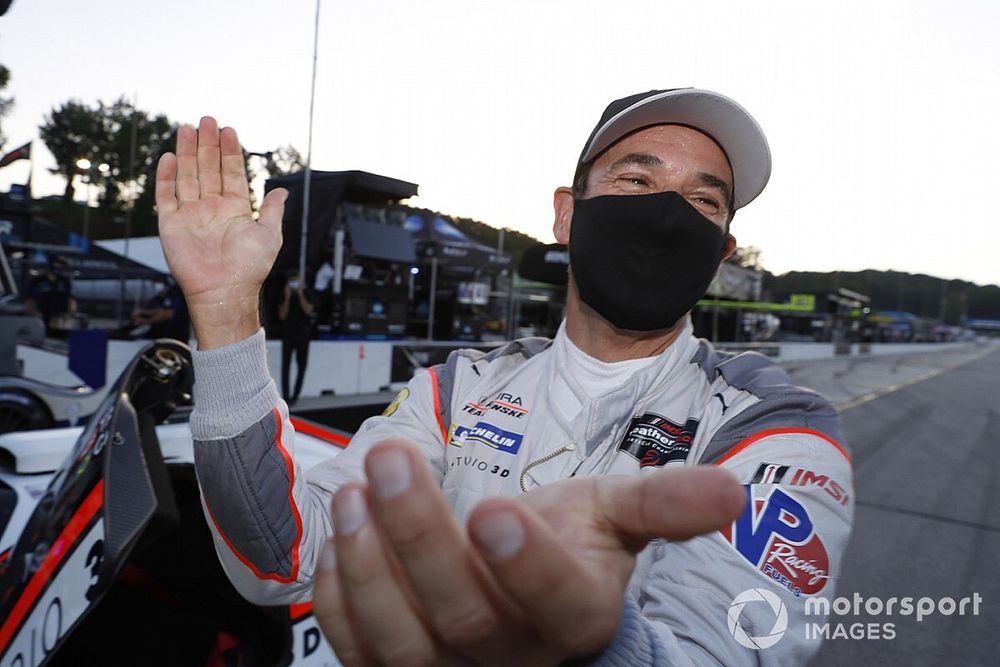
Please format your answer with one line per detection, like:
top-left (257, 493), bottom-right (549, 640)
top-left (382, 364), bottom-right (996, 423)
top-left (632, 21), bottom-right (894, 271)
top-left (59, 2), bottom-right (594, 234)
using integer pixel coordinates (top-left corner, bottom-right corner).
top-left (156, 117), bottom-right (286, 315)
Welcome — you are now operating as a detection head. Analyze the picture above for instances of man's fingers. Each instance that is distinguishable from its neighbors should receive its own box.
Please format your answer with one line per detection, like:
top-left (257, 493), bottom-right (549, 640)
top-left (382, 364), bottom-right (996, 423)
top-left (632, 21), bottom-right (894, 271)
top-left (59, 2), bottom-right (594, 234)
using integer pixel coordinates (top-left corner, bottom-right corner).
top-left (466, 468), bottom-right (745, 656)
top-left (175, 124), bottom-right (200, 203)
top-left (312, 538), bottom-right (375, 667)
top-left (363, 440), bottom-right (507, 657)
top-left (330, 482), bottom-right (440, 666)
top-left (468, 500), bottom-right (619, 657)
top-left (220, 126), bottom-right (251, 201)
top-left (197, 116), bottom-right (222, 198)
top-left (155, 153), bottom-right (178, 216)
top-left (258, 187), bottom-right (288, 236)
top-left (598, 467), bottom-right (745, 546)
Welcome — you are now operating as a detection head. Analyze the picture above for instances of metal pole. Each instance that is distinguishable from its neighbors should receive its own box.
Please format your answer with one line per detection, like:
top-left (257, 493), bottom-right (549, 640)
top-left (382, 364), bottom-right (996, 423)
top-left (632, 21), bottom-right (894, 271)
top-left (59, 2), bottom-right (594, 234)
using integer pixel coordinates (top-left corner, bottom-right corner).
top-left (82, 176), bottom-right (91, 240)
top-left (506, 273), bottom-right (517, 340)
top-left (427, 256), bottom-right (438, 340)
top-left (332, 228), bottom-right (344, 296)
top-left (118, 97), bottom-right (139, 326)
top-left (299, 0), bottom-right (321, 281)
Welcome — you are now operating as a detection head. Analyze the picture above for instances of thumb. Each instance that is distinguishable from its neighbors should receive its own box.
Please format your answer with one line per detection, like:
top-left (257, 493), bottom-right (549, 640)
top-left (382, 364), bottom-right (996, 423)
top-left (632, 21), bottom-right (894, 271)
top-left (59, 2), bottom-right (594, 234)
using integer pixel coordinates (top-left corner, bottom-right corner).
top-left (259, 187), bottom-right (288, 236)
top-left (597, 466), bottom-right (745, 548)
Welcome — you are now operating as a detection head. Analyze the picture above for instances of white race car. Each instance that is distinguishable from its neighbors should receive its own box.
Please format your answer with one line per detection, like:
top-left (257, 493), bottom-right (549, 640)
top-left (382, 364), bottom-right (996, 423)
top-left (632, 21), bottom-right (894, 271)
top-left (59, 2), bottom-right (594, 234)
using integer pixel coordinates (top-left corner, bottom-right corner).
top-left (0, 340), bottom-right (349, 666)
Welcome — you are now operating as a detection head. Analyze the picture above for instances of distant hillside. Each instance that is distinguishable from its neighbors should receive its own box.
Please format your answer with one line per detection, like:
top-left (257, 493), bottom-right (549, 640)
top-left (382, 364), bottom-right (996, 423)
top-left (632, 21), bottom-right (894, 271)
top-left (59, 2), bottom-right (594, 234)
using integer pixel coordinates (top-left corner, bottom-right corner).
top-left (764, 270), bottom-right (1000, 324)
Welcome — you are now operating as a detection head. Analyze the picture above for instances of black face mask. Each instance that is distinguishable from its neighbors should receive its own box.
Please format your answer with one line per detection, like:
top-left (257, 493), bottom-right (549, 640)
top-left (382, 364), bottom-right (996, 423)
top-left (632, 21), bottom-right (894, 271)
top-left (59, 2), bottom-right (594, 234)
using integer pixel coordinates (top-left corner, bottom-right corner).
top-left (569, 191), bottom-right (727, 331)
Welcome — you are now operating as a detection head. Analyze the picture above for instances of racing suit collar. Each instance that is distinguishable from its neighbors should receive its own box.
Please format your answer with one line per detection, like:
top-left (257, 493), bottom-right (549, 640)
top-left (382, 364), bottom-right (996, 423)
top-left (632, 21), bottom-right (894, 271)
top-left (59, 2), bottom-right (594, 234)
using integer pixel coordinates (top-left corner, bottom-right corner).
top-left (548, 318), bottom-right (699, 455)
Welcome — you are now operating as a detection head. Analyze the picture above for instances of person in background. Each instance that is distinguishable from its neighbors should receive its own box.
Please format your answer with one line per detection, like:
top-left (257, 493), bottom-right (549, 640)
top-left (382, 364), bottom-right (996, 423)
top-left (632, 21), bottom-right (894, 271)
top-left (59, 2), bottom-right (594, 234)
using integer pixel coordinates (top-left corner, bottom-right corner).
top-left (313, 250), bottom-right (335, 330)
top-left (278, 272), bottom-right (313, 405)
top-left (25, 256), bottom-right (76, 331)
top-left (130, 278), bottom-right (191, 342)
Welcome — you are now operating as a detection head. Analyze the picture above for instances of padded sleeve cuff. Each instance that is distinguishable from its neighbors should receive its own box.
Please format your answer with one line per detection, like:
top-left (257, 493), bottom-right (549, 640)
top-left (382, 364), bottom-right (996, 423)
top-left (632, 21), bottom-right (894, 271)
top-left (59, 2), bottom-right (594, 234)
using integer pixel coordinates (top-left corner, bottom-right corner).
top-left (190, 328), bottom-right (281, 440)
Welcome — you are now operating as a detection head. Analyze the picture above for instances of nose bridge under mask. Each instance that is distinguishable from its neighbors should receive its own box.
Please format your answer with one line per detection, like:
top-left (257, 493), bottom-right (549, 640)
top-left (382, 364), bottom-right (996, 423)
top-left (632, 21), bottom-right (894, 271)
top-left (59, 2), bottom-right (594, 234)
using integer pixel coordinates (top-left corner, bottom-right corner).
top-left (568, 191), bottom-right (726, 331)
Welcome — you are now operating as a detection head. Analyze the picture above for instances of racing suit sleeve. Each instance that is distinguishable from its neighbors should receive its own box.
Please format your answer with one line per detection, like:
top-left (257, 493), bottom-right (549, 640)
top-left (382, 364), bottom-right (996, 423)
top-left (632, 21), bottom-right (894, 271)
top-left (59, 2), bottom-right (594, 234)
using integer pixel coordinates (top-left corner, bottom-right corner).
top-left (590, 397), bottom-right (854, 666)
top-left (189, 329), bottom-right (449, 605)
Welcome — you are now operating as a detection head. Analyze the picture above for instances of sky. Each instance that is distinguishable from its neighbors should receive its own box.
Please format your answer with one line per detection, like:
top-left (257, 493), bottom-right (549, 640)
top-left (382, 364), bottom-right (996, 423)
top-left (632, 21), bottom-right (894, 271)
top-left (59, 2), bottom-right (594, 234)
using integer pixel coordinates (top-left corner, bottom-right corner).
top-left (1, 0), bottom-right (998, 286)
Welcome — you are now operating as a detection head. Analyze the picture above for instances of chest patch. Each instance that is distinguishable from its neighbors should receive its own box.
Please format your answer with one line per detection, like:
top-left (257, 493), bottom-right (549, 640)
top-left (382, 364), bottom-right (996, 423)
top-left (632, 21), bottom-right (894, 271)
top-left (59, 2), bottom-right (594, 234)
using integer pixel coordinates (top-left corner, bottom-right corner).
top-left (451, 421), bottom-right (524, 455)
top-left (617, 413), bottom-right (699, 468)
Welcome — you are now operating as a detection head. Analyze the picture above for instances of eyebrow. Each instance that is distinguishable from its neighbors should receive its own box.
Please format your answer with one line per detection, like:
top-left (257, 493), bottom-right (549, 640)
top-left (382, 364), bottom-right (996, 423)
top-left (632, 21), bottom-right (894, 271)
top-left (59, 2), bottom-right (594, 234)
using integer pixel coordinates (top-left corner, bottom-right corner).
top-left (696, 172), bottom-right (732, 207)
top-left (608, 152), bottom-right (663, 171)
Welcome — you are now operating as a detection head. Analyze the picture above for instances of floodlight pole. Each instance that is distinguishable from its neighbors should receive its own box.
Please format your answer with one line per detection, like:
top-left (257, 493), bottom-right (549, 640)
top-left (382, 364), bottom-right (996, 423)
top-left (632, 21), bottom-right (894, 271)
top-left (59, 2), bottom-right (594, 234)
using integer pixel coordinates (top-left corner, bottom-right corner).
top-left (300, 0), bottom-right (321, 281)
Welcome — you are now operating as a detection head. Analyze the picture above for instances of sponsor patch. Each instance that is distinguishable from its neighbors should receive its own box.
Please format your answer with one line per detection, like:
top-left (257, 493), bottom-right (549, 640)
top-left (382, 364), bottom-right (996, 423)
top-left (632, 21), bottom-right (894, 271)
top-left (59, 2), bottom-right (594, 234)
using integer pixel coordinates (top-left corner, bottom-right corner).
top-left (463, 392), bottom-right (529, 420)
top-left (751, 462), bottom-right (790, 484)
top-left (461, 401), bottom-right (486, 417)
top-left (749, 463), bottom-right (850, 506)
top-left (448, 454), bottom-right (511, 478)
top-left (450, 421), bottom-right (524, 455)
top-left (486, 392), bottom-right (528, 419)
top-left (721, 486), bottom-right (831, 597)
top-left (617, 413), bottom-right (698, 468)
top-left (382, 388), bottom-right (410, 417)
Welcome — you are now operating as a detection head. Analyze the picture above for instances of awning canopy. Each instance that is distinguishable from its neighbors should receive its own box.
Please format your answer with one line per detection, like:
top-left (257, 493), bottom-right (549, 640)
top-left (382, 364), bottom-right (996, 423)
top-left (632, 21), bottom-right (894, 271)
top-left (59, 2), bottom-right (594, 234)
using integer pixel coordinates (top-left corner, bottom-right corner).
top-left (404, 213), bottom-right (511, 275)
top-left (347, 218), bottom-right (417, 264)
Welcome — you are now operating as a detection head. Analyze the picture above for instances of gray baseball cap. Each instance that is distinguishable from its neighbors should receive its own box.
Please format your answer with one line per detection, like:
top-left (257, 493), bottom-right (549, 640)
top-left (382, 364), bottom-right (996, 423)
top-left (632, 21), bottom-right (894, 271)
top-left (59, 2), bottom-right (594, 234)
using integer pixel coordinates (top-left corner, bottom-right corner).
top-left (578, 88), bottom-right (772, 209)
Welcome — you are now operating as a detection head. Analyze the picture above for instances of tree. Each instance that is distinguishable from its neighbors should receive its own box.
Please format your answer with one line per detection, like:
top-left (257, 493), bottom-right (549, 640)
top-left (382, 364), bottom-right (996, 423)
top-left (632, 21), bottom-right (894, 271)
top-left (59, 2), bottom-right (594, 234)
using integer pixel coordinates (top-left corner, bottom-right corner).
top-left (259, 144), bottom-right (305, 178)
top-left (0, 64), bottom-right (13, 148)
top-left (39, 97), bottom-right (175, 214)
top-left (725, 245), bottom-right (764, 271)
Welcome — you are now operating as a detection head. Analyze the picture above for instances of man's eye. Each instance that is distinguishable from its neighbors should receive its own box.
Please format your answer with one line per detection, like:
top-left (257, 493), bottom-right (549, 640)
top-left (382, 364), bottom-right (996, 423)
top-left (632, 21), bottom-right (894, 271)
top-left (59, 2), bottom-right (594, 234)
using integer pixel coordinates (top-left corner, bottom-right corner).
top-left (694, 196), bottom-right (720, 210)
top-left (618, 175), bottom-right (650, 187)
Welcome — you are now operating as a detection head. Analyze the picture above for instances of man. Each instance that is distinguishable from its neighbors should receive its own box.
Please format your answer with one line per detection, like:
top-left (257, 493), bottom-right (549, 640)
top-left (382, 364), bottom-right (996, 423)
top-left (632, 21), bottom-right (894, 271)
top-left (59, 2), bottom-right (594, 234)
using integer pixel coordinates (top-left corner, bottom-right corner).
top-left (278, 271), bottom-right (314, 404)
top-left (24, 256), bottom-right (76, 331)
top-left (157, 88), bottom-right (852, 665)
top-left (129, 278), bottom-right (191, 342)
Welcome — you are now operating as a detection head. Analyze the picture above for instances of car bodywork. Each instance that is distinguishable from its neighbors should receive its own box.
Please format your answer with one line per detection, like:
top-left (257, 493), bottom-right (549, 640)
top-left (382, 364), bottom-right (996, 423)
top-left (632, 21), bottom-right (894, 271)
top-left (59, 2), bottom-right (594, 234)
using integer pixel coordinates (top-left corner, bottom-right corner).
top-left (0, 340), bottom-right (347, 666)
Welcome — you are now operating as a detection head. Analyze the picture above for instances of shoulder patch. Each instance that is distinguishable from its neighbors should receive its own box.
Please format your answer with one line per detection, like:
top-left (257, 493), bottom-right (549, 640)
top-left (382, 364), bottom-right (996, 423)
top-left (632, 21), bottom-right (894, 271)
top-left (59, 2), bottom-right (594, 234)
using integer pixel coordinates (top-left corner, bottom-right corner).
top-left (382, 387), bottom-right (410, 417)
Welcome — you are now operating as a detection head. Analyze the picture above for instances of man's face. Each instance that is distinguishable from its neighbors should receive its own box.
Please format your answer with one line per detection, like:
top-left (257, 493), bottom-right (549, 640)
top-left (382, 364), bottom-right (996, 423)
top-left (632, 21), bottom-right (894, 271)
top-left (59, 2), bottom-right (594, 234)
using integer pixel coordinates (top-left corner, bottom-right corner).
top-left (553, 124), bottom-right (736, 242)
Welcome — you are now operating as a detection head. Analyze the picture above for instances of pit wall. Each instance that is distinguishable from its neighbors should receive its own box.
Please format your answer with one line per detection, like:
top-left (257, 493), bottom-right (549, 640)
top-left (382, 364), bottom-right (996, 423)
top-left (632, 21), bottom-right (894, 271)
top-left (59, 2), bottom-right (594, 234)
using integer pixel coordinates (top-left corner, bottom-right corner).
top-left (774, 341), bottom-right (970, 363)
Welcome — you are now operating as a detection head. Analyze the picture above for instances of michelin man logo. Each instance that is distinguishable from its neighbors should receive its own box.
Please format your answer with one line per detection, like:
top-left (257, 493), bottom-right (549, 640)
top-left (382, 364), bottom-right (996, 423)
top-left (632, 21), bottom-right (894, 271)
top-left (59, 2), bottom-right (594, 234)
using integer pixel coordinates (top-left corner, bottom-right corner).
top-left (728, 588), bottom-right (788, 649)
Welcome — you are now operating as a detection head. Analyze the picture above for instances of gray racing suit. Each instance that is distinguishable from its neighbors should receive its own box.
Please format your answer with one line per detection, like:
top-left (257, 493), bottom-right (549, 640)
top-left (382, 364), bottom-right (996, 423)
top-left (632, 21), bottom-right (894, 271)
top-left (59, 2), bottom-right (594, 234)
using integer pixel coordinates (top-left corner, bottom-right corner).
top-left (190, 320), bottom-right (853, 666)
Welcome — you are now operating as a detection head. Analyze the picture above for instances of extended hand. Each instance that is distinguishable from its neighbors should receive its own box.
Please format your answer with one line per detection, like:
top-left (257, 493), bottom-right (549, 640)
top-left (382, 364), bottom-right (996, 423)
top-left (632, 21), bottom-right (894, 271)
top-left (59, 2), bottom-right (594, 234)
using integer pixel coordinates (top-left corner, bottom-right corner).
top-left (311, 440), bottom-right (744, 666)
top-left (156, 117), bottom-right (287, 349)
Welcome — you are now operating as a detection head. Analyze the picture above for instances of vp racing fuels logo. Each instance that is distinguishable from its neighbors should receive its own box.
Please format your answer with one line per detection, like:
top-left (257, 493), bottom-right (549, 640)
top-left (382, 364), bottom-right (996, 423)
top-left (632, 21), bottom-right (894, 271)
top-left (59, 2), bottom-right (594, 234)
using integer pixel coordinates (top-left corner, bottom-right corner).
top-left (449, 421), bottom-right (524, 455)
top-left (617, 413), bottom-right (697, 468)
top-left (721, 486), bottom-right (830, 597)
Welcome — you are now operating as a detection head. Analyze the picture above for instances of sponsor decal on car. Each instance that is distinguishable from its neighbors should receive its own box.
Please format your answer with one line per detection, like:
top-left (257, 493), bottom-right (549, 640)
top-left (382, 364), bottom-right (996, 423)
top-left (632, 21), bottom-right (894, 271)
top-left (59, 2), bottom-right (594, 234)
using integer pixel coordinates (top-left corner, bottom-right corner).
top-left (748, 463), bottom-right (850, 506)
top-left (721, 486), bottom-right (831, 597)
top-left (449, 421), bottom-right (524, 455)
top-left (617, 413), bottom-right (698, 468)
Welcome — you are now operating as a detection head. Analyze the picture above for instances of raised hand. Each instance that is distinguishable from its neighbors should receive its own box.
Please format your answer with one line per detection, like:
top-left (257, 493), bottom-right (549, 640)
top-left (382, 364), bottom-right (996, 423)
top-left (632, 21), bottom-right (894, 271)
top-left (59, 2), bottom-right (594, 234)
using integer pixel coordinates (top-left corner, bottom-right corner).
top-left (311, 440), bottom-right (744, 666)
top-left (156, 117), bottom-right (287, 349)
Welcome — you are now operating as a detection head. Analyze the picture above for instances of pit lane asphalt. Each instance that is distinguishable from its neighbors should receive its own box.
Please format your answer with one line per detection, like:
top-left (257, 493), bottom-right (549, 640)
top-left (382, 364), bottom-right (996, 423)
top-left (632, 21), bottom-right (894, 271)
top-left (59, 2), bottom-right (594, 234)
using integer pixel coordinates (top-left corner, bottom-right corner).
top-left (787, 343), bottom-right (1000, 666)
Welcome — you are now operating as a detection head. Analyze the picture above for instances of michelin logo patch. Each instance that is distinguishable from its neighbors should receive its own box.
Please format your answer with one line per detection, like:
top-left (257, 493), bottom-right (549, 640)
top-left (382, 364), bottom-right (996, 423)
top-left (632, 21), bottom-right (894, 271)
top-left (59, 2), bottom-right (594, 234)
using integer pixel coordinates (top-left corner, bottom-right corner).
top-left (617, 413), bottom-right (698, 468)
top-left (451, 421), bottom-right (524, 455)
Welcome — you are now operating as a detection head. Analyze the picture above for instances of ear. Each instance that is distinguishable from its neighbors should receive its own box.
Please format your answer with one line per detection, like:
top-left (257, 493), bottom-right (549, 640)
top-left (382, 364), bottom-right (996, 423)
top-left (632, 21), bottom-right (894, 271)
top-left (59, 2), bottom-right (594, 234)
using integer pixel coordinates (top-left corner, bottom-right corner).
top-left (722, 233), bottom-right (737, 261)
top-left (553, 186), bottom-right (574, 244)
